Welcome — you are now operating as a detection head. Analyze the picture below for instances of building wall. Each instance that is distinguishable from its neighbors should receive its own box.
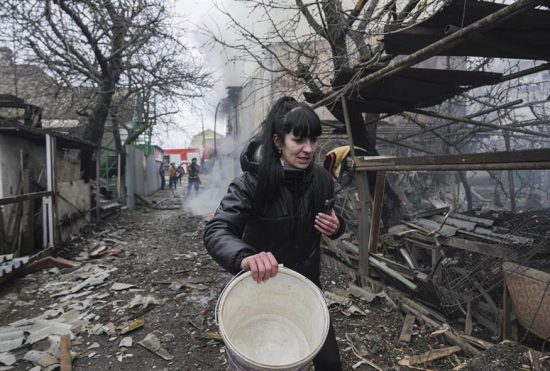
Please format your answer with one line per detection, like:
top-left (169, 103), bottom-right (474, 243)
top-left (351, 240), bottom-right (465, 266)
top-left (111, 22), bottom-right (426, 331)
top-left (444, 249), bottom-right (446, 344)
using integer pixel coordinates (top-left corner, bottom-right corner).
top-left (0, 135), bottom-right (46, 253)
top-left (0, 134), bottom-right (91, 252)
top-left (126, 145), bottom-right (161, 197)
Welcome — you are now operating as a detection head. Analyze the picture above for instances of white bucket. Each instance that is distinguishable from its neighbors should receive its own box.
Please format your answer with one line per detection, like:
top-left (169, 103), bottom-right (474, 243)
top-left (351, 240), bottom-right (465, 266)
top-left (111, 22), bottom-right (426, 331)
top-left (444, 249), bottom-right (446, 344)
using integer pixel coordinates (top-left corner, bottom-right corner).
top-left (216, 267), bottom-right (330, 371)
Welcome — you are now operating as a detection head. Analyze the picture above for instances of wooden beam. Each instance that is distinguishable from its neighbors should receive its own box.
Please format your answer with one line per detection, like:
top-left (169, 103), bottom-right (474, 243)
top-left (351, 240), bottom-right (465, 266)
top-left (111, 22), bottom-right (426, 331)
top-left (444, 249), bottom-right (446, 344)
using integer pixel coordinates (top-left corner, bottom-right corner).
top-left (60, 334), bottom-right (72, 371)
top-left (399, 313), bottom-right (416, 343)
top-left (0, 191), bottom-right (53, 206)
top-left (368, 171), bottom-right (386, 254)
top-left (356, 172), bottom-right (371, 286)
top-left (354, 149), bottom-right (550, 172)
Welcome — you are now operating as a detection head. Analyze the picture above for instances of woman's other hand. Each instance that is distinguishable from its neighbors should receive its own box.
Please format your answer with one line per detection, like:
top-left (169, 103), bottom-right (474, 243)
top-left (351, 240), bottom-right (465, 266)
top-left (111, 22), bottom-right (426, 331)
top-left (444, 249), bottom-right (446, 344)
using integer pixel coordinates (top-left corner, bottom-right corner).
top-left (315, 209), bottom-right (340, 236)
top-left (240, 252), bottom-right (279, 283)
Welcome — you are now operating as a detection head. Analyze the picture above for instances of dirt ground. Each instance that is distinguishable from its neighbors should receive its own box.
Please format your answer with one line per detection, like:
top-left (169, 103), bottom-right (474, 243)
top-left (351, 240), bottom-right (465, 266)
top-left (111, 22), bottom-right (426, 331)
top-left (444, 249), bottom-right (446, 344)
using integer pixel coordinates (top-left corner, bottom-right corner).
top-left (1, 185), bottom-right (548, 370)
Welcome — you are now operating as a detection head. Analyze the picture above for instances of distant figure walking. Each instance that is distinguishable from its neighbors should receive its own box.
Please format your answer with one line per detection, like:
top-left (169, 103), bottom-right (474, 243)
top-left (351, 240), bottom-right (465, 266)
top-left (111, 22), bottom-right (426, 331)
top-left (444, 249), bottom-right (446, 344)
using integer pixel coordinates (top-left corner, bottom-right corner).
top-left (169, 163), bottom-right (178, 190)
top-left (187, 158), bottom-right (201, 194)
top-left (177, 163), bottom-right (185, 184)
top-left (159, 163), bottom-right (166, 190)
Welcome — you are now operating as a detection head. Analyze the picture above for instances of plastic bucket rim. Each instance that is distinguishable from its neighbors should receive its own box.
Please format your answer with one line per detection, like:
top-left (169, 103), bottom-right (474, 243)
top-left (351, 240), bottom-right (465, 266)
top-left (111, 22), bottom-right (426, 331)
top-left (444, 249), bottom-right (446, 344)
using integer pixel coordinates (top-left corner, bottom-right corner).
top-left (217, 267), bottom-right (330, 370)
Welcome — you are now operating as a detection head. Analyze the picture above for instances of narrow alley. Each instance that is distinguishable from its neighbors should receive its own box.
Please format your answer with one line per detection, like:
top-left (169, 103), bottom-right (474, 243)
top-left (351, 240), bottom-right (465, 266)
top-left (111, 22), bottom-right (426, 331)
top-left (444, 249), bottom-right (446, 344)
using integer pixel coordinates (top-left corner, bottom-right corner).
top-left (0, 182), bottom-right (543, 370)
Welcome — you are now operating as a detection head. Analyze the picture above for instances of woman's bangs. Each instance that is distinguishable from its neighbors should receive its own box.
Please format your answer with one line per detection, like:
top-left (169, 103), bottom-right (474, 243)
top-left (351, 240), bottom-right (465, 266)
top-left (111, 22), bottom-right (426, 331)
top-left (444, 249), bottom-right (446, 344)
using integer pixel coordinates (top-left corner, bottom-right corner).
top-left (285, 107), bottom-right (322, 138)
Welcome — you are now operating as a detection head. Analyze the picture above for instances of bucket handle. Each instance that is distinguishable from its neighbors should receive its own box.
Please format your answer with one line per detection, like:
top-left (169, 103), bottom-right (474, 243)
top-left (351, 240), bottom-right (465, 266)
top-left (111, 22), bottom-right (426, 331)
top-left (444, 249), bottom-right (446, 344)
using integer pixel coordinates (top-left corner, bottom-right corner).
top-left (214, 264), bottom-right (284, 325)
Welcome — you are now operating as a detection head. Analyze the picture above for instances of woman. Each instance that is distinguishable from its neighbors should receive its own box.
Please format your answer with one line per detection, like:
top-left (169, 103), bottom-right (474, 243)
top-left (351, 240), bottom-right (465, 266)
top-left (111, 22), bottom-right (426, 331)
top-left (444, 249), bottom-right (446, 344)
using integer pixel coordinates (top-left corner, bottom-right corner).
top-left (204, 96), bottom-right (344, 370)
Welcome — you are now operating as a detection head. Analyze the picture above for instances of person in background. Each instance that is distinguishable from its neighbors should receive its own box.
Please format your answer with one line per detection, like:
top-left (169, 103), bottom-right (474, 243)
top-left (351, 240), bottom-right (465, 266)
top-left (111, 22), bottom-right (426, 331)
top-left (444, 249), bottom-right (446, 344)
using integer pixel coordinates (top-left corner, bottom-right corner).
top-left (169, 163), bottom-right (178, 190)
top-left (203, 96), bottom-right (345, 370)
top-left (177, 163), bottom-right (185, 184)
top-left (159, 162), bottom-right (166, 190)
top-left (187, 158), bottom-right (201, 194)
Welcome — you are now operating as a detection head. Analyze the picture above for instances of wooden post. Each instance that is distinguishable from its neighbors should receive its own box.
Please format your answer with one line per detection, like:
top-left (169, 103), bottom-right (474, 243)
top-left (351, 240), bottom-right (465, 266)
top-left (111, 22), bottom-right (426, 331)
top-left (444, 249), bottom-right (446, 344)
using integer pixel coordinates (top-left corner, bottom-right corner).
top-left (0, 206), bottom-right (5, 253)
top-left (117, 152), bottom-right (122, 201)
top-left (502, 281), bottom-right (511, 340)
top-left (367, 171), bottom-right (386, 254)
top-left (60, 334), bottom-right (72, 371)
top-left (96, 147), bottom-right (101, 220)
top-left (357, 172), bottom-right (371, 286)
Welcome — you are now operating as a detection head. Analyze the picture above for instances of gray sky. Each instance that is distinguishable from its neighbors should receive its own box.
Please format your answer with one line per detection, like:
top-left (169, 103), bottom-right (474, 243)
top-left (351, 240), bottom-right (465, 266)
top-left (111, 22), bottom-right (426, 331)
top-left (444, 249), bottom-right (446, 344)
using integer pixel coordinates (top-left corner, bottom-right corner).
top-left (153, 0), bottom-right (249, 149)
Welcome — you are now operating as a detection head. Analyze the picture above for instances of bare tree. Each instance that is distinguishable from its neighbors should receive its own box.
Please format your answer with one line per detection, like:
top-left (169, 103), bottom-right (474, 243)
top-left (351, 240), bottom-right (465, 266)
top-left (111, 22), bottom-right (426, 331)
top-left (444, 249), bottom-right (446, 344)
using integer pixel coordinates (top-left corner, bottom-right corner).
top-left (207, 0), bottom-right (550, 217)
top-left (0, 0), bottom-right (212, 147)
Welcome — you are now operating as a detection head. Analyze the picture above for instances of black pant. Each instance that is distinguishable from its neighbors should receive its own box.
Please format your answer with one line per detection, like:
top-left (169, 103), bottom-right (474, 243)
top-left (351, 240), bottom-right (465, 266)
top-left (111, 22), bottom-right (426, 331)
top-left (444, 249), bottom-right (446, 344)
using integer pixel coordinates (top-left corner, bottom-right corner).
top-left (169, 176), bottom-right (177, 189)
top-left (188, 179), bottom-right (200, 192)
top-left (160, 175), bottom-right (165, 190)
top-left (313, 321), bottom-right (342, 371)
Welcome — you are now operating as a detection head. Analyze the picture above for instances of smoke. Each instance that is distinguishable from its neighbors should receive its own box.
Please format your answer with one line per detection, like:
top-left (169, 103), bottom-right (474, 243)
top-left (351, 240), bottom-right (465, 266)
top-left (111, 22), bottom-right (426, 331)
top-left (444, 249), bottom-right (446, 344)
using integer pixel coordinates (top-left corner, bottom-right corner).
top-left (183, 135), bottom-right (251, 217)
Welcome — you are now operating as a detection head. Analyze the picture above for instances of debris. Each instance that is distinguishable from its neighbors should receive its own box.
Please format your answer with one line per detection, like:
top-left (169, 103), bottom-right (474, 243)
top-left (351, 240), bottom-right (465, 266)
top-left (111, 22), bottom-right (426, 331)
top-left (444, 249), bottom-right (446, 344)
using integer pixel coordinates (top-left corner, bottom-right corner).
top-left (89, 323), bottom-right (115, 336)
top-left (348, 283), bottom-right (377, 303)
top-left (189, 314), bottom-right (205, 330)
top-left (89, 244), bottom-right (108, 257)
top-left (0, 330), bottom-right (25, 353)
top-left (110, 282), bottom-right (136, 291)
top-left (119, 337), bottom-right (133, 348)
top-left (87, 343), bottom-right (100, 350)
top-left (129, 295), bottom-right (159, 309)
top-left (137, 333), bottom-right (174, 361)
top-left (21, 256), bottom-right (78, 275)
top-left (118, 319), bottom-right (144, 335)
top-left (429, 324), bottom-right (450, 338)
top-left (203, 332), bottom-right (222, 341)
top-left (399, 314), bottom-right (416, 343)
top-left (23, 350), bottom-right (58, 368)
top-left (529, 349), bottom-right (544, 371)
top-left (324, 291), bottom-right (352, 307)
top-left (399, 346), bottom-right (462, 366)
top-left (341, 304), bottom-right (367, 316)
top-left (0, 352), bottom-right (16, 366)
top-left (26, 320), bottom-right (73, 344)
top-left (460, 334), bottom-right (494, 351)
top-left (345, 332), bottom-right (384, 370)
top-left (345, 333), bottom-right (369, 357)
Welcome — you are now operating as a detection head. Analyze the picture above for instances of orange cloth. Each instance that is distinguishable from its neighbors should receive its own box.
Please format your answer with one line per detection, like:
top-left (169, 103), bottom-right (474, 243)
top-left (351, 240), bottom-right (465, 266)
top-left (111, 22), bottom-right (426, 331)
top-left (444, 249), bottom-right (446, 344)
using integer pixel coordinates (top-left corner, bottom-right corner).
top-left (169, 166), bottom-right (178, 177)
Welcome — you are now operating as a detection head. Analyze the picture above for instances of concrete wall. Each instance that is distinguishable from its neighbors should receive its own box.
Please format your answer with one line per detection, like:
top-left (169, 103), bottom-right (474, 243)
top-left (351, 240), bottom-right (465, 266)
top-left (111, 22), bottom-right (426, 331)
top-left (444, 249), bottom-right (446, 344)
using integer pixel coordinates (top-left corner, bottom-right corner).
top-left (56, 180), bottom-right (91, 242)
top-left (55, 148), bottom-right (90, 243)
top-left (145, 155), bottom-right (161, 196)
top-left (125, 145), bottom-right (161, 199)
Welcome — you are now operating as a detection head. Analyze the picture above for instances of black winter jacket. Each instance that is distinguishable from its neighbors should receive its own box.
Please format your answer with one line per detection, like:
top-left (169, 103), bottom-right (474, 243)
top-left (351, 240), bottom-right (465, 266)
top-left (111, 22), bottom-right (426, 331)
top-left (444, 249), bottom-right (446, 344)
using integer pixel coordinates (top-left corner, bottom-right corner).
top-left (203, 139), bottom-right (345, 285)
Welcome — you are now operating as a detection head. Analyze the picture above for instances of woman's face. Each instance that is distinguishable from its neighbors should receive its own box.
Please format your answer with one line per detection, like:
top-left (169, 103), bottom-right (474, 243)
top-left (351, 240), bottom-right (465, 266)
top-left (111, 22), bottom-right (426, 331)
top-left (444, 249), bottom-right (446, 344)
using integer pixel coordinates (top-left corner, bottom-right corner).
top-left (277, 132), bottom-right (318, 169)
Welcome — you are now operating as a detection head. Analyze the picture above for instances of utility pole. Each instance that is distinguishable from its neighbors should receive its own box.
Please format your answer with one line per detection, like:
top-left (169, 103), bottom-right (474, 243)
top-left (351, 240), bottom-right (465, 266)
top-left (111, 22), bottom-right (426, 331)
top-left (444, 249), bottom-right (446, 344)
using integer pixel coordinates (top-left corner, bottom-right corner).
top-left (214, 101), bottom-right (221, 157)
top-left (201, 113), bottom-right (206, 163)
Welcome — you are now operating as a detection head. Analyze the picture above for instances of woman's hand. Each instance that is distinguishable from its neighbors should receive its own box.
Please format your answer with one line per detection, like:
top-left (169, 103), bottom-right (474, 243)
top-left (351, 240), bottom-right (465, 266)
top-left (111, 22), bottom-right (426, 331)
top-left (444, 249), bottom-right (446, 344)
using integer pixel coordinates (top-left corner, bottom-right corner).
top-left (240, 252), bottom-right (279, 283)
top-left (315, 209), bottom-right (340, 236)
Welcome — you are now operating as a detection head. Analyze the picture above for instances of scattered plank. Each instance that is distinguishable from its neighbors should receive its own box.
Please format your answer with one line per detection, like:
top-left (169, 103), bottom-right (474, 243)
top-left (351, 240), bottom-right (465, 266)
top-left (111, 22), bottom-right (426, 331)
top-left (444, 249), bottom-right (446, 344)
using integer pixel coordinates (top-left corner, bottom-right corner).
top-left (134, 193), bottom-right (153, 207)
top-left (465, 302), bottom-right (473, 336)
top-left (399, 314), bottom-right (416, 343)
top-left (60, 334), bottom-right (72, 371)
top-left (401, 302), bottom-right (480, 356)
top-left (398, 346), bottom-right (461, 366)
top-left (460, 334), bottom-right (494, 351)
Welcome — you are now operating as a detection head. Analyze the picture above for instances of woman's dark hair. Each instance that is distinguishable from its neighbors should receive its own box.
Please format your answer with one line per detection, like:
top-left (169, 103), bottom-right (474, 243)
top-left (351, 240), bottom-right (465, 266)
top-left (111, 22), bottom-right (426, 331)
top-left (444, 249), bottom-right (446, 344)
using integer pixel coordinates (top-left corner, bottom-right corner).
top-left (256, 96), bottom-right (322, 204)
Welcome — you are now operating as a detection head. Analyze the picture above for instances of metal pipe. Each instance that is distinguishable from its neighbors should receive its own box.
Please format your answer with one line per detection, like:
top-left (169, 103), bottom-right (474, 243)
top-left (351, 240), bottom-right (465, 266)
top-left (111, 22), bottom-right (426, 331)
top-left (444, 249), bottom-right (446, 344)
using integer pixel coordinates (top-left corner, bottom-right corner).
top-left (45, 134), bottom-right (55, 247)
